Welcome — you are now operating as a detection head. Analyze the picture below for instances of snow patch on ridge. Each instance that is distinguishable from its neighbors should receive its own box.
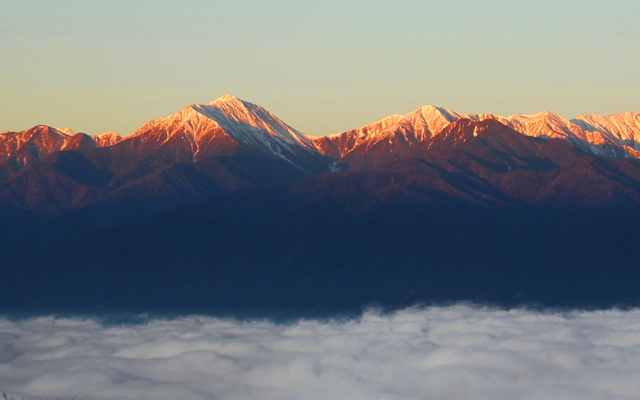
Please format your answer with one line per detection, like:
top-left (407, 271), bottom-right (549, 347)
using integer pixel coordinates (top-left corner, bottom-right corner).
top-left (55, 127), bottom-right (75, 137)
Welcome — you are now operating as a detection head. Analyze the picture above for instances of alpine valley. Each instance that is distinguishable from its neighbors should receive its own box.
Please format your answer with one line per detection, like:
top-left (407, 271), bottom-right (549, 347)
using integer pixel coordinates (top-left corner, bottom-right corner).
top-left (2, 95), bottom-right (640, 316)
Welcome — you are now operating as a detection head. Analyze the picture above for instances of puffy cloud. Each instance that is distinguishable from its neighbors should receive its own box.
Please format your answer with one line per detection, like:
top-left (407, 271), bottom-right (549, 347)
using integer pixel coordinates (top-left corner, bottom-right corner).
top-left (1, 306), bottom-right (640, 399)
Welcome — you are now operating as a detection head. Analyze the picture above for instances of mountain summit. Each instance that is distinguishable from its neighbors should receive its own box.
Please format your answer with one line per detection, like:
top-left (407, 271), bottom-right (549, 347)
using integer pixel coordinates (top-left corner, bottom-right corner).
top-left (126, 95), bottom-right (330, 172)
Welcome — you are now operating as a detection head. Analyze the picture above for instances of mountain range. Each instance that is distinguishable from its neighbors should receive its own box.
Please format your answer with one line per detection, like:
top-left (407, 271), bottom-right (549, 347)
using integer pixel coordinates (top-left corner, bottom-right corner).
top-left (2, 95), bottom-right (640, 315)
top-left (2, 95), bottom-right (640, 216)
top-left (3, 95), bottom-right (640, 181)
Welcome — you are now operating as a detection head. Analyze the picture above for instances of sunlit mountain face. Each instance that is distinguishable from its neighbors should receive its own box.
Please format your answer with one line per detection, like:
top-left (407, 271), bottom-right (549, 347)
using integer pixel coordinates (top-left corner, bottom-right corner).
top-left (1, 95), bottom-right (640, 316)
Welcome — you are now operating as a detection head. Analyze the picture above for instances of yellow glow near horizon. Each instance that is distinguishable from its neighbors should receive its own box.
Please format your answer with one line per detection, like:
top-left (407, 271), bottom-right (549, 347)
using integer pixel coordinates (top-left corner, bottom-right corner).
top-left (1, 1), bottom-right (639, 136)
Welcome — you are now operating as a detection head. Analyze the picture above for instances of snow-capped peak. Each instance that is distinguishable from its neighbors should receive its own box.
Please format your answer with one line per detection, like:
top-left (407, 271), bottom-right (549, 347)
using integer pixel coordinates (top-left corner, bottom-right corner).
top-left (195, 96), bottom-right (317, 151)
top-left (207, 94), bottom-right (243, 105)
top-left (311, 103), bottom-right (640, 161)
top-left (124, 95), bottom-right (327, 170)
top-left (94, 131), bottom-right (123, 147)
top-left (55, 127), bottom-right (76, 137)
top-left (507, 111), bottom-right (554, 124)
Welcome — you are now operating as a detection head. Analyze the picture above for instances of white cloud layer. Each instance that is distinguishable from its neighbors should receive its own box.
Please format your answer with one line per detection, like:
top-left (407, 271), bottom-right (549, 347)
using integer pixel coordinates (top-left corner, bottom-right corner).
top-left (2, 306), bottom-right (640, 400)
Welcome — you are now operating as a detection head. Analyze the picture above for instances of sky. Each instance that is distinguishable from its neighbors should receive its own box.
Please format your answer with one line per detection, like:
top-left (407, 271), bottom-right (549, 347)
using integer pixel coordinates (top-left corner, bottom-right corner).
top-left (3, 306), bottom-right (640, 400)
top-left (1, 0), bottom-right (640, 136)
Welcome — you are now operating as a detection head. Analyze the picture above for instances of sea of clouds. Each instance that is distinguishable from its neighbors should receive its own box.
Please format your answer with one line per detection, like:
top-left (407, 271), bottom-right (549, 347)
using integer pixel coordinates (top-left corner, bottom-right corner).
top-left (2, 305), bottom-right (640, 400)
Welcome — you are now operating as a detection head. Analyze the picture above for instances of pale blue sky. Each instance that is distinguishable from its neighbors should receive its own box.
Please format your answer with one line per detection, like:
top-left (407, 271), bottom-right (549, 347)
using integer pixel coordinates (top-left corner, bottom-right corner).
top-left (1, 0), bottom-right (639, 136)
